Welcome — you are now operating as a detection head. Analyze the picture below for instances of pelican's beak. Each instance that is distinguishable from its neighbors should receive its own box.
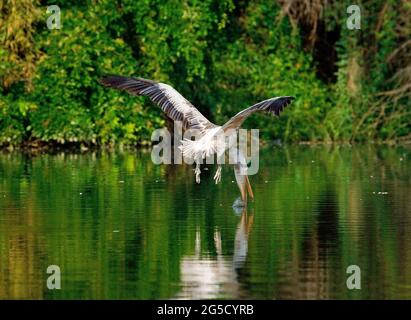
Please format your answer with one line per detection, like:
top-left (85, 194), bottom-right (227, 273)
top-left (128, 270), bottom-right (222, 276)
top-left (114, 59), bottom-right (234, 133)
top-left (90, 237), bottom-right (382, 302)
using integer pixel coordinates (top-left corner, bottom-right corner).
top-left (239, 182), bottom-right (247, 202)
top-left (238, 175), bottom-right (253, 203)
top-left (245, 175), bottom-right (254, 200)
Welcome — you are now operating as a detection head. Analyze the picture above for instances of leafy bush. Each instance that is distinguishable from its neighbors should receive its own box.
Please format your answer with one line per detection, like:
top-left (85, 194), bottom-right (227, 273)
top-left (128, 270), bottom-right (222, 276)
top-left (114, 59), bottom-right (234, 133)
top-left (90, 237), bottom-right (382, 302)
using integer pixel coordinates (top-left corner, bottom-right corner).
top-left (0, 0), bottom-right (409, 147)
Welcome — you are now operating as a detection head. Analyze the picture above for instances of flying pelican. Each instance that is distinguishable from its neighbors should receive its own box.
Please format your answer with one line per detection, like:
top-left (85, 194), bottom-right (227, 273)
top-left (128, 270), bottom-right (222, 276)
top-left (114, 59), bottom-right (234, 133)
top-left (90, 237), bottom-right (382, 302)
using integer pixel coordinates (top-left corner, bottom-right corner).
top-left (99, 76), bottom-right (294, 203)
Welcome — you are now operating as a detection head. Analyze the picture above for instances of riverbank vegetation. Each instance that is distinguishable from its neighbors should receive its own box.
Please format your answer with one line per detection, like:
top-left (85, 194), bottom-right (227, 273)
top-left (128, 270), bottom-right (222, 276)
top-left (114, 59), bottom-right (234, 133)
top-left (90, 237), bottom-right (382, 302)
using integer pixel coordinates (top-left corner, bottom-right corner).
top-left (1, 0), bottom-right (410, 148)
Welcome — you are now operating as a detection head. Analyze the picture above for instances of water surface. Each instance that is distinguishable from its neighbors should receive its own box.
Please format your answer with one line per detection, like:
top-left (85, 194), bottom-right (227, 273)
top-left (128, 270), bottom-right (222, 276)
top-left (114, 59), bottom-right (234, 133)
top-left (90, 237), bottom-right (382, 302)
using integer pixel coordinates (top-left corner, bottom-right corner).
top-left (0, 145), bottom-right (410, 299)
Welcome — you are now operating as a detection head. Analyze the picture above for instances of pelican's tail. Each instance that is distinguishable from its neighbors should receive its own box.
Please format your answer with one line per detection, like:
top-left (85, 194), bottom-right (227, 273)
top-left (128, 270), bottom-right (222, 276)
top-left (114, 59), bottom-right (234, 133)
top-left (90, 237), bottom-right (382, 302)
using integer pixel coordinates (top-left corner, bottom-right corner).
top-left (179, 138), bottom-right (213, 160)
top-left (179, 138), bottom-right (198, 159)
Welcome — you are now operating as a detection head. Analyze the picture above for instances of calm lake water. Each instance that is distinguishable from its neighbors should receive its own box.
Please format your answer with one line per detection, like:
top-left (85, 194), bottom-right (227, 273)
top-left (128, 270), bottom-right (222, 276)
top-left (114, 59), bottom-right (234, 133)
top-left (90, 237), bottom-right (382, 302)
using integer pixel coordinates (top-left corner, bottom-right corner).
top-left (0, 145), bottom-right (410, 299)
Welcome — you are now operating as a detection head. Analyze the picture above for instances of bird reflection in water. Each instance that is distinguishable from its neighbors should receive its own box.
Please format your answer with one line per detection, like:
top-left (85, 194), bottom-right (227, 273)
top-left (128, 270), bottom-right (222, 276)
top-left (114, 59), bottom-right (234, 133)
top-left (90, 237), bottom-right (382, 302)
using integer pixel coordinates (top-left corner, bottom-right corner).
top-left (176, 206), bottom-right (254, 299)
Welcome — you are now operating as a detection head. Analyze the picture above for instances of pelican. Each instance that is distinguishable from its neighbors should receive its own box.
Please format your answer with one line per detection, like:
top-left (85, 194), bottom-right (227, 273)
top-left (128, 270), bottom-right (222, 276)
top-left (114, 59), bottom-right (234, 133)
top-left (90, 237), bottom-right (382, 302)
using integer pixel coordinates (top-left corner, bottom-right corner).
top-left (100, 76), bottom-right (294, 203)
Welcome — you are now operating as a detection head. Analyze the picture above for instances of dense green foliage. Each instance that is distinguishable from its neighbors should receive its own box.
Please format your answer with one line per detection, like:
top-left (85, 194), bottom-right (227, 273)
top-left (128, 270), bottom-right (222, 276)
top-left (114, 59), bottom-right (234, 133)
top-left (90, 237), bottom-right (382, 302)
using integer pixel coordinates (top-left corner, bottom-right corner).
top-left (0, 0), bottom-right (410, 147)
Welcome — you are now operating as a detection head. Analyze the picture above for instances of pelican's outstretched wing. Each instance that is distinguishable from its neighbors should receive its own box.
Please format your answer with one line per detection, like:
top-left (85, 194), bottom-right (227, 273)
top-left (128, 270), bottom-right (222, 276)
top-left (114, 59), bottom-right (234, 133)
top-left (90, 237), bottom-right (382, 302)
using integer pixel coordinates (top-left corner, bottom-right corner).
top-left (99, 76), bottom-right (216, 132)
top-left (221, 96), bottom-right (294, 132)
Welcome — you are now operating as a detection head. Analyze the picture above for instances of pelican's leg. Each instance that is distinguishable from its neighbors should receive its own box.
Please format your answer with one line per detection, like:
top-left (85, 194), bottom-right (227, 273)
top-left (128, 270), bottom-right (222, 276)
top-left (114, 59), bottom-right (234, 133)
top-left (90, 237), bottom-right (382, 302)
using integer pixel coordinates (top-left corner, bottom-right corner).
top-left (194, 161), bottom-right (201, 184)
top-left (214, 165), bottom-right (222, 184)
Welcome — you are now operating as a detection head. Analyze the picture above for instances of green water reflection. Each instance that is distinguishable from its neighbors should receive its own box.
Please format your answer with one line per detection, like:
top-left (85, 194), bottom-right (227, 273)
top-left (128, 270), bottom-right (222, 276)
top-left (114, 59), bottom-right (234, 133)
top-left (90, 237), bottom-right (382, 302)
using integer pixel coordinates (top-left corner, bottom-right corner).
top-left (0, 145), bottom-right (410, 299)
